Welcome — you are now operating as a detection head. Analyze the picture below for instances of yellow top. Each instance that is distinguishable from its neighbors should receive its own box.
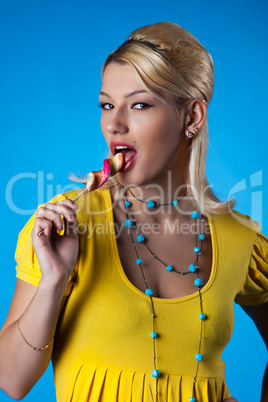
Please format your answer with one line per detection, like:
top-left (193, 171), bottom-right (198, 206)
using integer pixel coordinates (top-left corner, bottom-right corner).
top-left (15, 189), bottom-right (268, 402)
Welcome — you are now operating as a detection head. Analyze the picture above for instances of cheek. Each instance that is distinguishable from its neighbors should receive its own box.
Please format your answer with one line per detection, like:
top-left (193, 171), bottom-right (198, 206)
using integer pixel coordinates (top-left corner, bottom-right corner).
top-left (100, 117), bottom-right (109, 142)
top-left (141, 125), bottom-right (182, 170)
top-left (100, 115), bottom-right (105, 131)
top-left (149, 108), bottom-right (180, 134)
top-left (145, 116), bottom-right (181, 149)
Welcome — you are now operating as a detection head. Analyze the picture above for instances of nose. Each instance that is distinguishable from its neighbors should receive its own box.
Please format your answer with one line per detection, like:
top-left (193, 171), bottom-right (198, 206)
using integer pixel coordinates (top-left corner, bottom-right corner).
top-left (104, 107), bottom-right (129, 135)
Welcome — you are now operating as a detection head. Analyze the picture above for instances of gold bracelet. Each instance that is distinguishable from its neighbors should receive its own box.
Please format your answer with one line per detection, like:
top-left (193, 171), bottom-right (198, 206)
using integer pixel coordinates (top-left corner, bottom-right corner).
top-left (17, 317), bottom-right (54, 351)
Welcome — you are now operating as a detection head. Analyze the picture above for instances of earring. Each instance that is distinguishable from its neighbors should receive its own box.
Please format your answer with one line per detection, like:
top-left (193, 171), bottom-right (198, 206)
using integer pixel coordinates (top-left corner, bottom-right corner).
top-left (185, 128), bottom-right (199, 139)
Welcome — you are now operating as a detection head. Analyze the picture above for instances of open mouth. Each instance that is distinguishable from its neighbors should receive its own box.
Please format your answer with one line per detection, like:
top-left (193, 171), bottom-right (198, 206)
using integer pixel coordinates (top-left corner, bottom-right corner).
top-left (110, 141), bottom-right (137, 171)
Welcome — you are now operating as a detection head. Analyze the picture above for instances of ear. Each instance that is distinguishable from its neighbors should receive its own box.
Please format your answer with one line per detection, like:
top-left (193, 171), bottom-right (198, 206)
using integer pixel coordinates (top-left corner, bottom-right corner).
top-left (184, 99), bottom-right (207, 137)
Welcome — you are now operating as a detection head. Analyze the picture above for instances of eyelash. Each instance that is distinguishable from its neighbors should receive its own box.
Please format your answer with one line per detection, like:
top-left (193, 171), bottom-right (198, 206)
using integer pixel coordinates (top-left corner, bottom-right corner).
top-left (98, 102), bottom-right (153, 110)
top-left (98, 103), bottom-right (113, 110)
top-left (132, 103), bottom-right (153, 110)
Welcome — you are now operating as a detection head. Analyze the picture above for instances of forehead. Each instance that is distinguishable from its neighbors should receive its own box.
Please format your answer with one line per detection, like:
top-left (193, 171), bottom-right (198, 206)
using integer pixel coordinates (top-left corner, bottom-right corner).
top-left (100, 62), bottom-right (177, 110)
top-left (101, 63), bottom-right (147, 94)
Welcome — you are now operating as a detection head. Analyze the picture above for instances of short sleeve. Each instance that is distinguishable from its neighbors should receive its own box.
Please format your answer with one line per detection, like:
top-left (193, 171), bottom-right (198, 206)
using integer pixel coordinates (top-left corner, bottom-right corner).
top-left (15, 193), bottom-right (76, 296)
top-left (235, 230), bottom-right (268, 306)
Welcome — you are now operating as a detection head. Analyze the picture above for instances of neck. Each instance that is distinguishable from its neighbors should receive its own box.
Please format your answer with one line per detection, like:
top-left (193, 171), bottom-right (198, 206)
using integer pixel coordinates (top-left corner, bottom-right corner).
top-left (128, 171), bottom-right (187, 205)
top-left (123, 172), bottom-right (196, 225)
top-left (127, 135), bottom-right (190, 205)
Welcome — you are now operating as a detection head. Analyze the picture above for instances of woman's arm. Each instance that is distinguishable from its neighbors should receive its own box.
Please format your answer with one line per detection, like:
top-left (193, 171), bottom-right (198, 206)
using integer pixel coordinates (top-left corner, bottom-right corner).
top-left (0, 279), bottom-right (67, 400)
top-left (242, 302), bottom-right (268, 402)
top-left (0, 199), bottom-right (78, 400)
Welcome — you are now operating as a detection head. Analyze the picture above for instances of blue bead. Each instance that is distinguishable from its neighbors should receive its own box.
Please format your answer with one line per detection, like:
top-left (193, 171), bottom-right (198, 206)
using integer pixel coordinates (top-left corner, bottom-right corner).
top-left (151, 332), bottom-right (158, 338)
top-left (125, 219), bottom-right (133, 228)
top-left (194, 278), bottom-right (203, 287)
top-left (136, 258), bottom-right (143, 265)
top-left (172, 200), bottom-right (178, 206)
top-left (194, 247), bottom-right (200, 253)
top-left (124, 201), bottom-right (131, 207)
top-left (137, 234), bottom-right (145, 242)
top-left (151, 369), bottom-right (160, 377)
top-left (195, 353), bottom-right (203, 361)
top-left (188, 264), bottom-right (197, 273)
top-left (166, 265), bottom-right (173, 272)
top-left (147, 200), bottom-right (156, 208)
top-left (199, 313), bottom-right (206, 320)
top-left (189, 398), bottom-right (196, 402)
top-left (191, 211), bottom-right (200, 219)
top-left (199, 234), bottom-right (205, 241)
top-left (145, 289), bottom-right (154, 296)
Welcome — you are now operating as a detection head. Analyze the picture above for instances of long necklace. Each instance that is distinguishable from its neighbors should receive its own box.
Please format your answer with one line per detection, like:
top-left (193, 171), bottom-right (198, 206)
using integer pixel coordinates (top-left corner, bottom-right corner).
top-left (123, 188), bottom-right (206, 402)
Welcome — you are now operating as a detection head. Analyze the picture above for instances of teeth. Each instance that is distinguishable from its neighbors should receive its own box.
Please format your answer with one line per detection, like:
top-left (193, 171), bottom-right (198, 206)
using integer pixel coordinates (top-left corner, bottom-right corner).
top-left (115, 146), bottom-right (128, 150)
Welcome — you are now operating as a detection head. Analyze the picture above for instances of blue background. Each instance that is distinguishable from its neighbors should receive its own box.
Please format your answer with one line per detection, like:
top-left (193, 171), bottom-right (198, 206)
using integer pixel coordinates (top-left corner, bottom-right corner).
top-left (0, 0), bottom-right (267, 401)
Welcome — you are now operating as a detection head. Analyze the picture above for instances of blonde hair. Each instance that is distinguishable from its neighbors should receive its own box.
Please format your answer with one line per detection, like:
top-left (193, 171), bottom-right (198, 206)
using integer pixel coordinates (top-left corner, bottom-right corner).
top-left (102, 22), bottom-right (235, 216)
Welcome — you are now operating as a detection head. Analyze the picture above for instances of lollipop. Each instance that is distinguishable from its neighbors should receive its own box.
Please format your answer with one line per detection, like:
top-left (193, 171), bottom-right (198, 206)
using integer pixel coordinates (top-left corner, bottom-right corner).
top-left (37, 153), bottom-right (124, 236)
top-left (72, 152), bottom-right (124, 202)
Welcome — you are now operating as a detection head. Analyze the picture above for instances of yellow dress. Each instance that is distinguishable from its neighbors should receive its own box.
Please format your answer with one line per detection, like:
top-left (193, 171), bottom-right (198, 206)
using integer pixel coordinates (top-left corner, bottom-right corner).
top-left (15, 189), bottom-right (268, 402)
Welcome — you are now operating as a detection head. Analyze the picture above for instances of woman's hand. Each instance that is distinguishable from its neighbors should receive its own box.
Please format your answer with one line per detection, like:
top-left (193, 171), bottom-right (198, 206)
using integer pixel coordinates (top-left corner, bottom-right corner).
top-left (31, 199), bottom-right (79, 289)
top-left (223, 398), bottom-right (239, 401)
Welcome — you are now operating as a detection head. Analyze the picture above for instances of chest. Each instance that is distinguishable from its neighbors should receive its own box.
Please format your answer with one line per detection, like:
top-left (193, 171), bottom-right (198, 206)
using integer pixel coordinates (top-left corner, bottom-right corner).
top-left (114, 208), bottom-right (213, 299)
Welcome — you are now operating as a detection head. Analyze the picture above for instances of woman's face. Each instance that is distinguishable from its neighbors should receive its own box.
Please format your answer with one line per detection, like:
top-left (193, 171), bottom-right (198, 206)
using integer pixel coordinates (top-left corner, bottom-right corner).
top-left (100, 62), bottom-right (186, 188)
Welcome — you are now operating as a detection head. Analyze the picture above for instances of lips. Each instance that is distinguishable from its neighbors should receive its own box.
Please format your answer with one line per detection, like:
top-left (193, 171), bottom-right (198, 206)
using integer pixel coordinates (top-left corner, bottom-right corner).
top-left (110, 141), bottom-right (137, 171)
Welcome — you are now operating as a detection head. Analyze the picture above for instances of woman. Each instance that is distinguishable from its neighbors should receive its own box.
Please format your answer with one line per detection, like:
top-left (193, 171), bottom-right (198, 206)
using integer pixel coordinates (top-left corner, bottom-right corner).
top-left (0, 22), bottom-right (267, 402)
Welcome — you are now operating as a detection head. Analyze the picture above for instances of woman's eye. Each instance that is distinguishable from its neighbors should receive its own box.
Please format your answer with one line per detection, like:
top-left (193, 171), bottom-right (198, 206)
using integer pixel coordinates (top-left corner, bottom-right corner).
top-left (99, 103), bottom-right (114, 110)
top-left (132, 103), bottom-right (153, 110)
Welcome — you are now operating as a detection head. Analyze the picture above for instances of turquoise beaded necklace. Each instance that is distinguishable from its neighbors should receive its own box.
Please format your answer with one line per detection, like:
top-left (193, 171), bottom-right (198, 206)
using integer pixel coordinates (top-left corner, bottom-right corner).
top-left (123, 188), bottom-right (206, 402)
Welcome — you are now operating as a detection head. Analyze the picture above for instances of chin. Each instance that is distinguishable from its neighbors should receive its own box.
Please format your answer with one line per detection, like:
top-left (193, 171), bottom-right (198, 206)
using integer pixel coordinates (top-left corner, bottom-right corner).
top-left (117, 171), bottom-right (156, 189)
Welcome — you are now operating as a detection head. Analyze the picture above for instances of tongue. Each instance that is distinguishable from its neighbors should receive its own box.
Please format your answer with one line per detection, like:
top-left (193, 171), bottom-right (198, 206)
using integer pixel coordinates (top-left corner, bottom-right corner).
top-left (120, 149), bottom-right (136, 165)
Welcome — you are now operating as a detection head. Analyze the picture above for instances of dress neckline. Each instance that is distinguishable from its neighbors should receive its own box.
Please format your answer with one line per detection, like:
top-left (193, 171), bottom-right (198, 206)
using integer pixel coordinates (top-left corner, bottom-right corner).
top-left (105, 189), bottom-right (218, 304)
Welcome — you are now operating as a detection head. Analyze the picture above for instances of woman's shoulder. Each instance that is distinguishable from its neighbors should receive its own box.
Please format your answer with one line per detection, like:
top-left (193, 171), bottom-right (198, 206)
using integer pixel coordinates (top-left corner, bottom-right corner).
top-left (210, 209), bottom-right (267, 254)
top-left (211, 209), bottom-right (261, 235)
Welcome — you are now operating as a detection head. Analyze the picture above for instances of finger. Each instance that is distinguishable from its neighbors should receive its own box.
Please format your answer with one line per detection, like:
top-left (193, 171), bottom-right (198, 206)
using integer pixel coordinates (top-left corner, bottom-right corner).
top-left (36, 207), bottom-right (64, 232)
top-left (34, 213), bottom-right (77, 239)
top-left (63, 217), bottom-right (78, 239)
top-left (32, 217), bottom-right (55, 240)
top-left (37, 205), bottom-right (76, 229)
top-left (36, 200), bottom-right (78, 237)
top-left (53, 199), bottom-right (79, 210)
top-left (44, 203), bottom-right (77, 223)
top-left (223, 398), bottom-right (238, 402)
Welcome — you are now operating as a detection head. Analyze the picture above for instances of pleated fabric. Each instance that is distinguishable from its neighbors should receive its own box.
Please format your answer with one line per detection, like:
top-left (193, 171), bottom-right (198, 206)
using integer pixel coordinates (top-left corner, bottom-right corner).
top-left (56, 363), bottom-right (231, 402)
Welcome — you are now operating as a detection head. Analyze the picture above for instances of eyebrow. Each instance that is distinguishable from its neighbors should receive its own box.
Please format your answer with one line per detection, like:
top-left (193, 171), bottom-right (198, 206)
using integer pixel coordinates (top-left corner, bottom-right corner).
top-left (99, 90), bottom-right (148, 99)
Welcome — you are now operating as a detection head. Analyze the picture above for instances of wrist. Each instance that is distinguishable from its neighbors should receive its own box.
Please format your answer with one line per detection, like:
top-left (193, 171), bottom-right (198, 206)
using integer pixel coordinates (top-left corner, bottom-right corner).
top-left (38, 276), bottom-right (68, 299)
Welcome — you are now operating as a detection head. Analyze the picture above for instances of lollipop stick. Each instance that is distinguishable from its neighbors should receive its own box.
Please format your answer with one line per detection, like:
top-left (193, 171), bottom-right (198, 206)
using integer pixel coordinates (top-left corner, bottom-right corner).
top-left (73, 187), bottom-right (88, 202)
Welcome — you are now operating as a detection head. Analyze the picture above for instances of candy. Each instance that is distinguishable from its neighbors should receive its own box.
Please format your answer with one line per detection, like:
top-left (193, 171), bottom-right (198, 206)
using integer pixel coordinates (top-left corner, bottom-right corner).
top-left (84, 153), bottom-right (124, 194)
top-left (72, 153), bottom-right (124, 202)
